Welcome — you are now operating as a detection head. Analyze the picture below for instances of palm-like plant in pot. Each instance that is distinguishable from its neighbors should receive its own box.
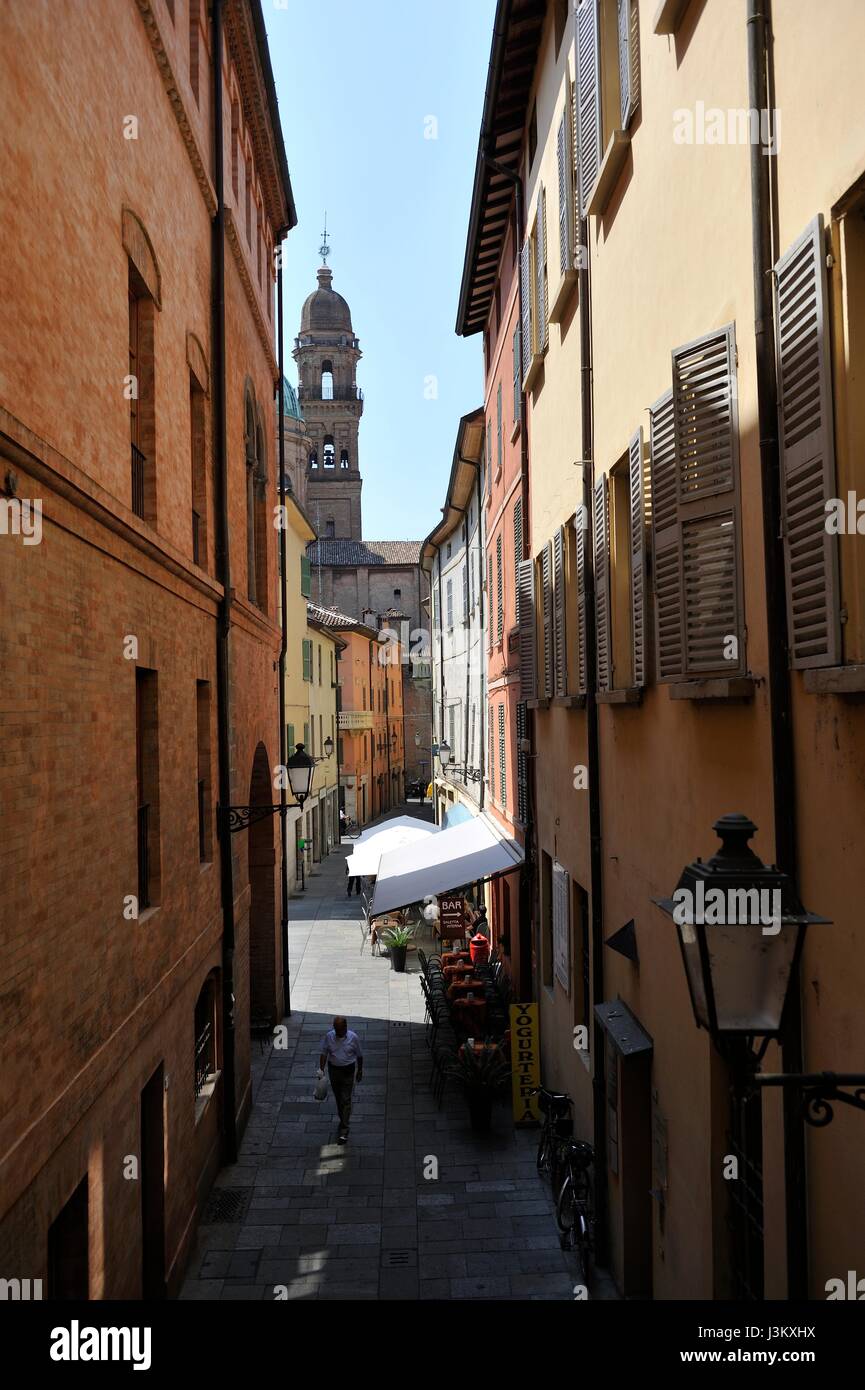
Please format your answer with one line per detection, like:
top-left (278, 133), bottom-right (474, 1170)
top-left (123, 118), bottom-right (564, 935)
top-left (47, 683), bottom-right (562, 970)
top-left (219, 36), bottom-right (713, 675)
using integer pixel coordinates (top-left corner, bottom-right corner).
top-left (446, 1045), bottom-right (511, 1133)
top-left (379, 922), bottom-right (415, 973)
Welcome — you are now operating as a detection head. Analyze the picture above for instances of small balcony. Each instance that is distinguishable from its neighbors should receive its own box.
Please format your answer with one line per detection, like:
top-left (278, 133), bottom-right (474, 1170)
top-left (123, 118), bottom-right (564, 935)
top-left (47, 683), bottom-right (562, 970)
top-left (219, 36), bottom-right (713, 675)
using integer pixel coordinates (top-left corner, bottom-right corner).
top-left (338, 710), bottom-right (374, 731)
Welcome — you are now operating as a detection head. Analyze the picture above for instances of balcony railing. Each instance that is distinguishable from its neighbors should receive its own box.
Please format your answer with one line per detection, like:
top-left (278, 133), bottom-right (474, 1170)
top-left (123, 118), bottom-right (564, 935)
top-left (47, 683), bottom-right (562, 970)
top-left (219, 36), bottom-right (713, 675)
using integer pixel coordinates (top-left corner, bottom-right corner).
top-left (138, 802), bottom-right (151, 910)
top-left (131, 443), bottom-right (146, 519)
top-left (338, 710), bottom-right (374, 731)
top-left (298, 385), bottom-right (363, 403)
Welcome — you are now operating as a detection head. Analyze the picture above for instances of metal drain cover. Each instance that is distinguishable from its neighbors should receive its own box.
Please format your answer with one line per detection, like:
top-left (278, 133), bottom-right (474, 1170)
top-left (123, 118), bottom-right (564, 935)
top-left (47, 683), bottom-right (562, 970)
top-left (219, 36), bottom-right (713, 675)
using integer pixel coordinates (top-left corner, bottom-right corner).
top-left (202, 1187), bottom-right (251, 1224)
top-left (382, 1249), bottom-right (413, 1267)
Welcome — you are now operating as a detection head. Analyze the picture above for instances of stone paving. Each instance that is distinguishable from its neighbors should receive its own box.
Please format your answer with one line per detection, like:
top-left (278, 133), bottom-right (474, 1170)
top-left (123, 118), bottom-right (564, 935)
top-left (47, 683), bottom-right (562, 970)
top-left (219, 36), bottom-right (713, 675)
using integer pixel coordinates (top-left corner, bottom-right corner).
top-left (180, 812), bottom-right (599, 1301)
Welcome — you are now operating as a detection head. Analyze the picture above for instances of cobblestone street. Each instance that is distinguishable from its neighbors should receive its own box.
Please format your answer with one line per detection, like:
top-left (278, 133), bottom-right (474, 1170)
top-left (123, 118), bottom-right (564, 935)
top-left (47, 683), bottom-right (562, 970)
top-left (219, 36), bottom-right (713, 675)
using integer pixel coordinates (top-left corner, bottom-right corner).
top-left (181, 822), bottom-right (591, 1301)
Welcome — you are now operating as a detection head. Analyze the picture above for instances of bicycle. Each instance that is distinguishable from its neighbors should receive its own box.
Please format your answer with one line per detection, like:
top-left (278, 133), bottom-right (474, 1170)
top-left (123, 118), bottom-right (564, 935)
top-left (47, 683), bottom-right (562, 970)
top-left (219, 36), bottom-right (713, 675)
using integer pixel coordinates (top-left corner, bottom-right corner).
top-left (343, 818), bottom-right (361, 839)
top-left (530, 1084), bottom-right (574, 1193)
top-left (555, 1137), bottom-right (595, 1277)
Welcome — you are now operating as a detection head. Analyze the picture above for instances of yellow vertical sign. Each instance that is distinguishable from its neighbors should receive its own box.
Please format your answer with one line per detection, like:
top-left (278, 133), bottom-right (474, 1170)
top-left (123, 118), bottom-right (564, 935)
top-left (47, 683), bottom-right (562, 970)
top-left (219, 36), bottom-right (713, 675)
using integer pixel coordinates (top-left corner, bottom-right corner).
top-left (509, 1002), bottom-right (541, 1126)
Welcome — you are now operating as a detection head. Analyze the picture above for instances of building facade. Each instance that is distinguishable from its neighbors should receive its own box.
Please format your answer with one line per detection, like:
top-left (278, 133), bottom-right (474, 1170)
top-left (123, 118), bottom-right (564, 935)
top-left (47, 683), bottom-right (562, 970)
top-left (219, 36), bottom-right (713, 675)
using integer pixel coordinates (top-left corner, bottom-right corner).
top-left (327, 615), bottom-right (404, 827)
top-left (304, 606), bottom-right (344, 869)
top-left (453, 0), bottom-right (865, 1302)
top-left (0, 0), bottom-right (294, 1296)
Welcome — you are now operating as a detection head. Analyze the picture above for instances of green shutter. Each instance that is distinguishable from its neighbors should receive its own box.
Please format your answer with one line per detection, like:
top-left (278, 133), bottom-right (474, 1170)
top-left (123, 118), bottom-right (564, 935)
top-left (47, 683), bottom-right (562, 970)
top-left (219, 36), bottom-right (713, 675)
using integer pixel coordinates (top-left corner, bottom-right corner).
top-left (302, 638), bottom-right (312, 681)
top-left (287, 722), bottom-right (295, 752)
top-left (300, 554), bottom-right (311, 597)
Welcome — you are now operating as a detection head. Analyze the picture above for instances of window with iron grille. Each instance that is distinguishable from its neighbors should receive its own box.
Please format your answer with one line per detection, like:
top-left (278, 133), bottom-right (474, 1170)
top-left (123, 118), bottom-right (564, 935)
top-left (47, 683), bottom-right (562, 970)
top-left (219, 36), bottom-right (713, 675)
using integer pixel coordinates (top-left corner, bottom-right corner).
top-left (498, 703), bottom-right (507, 809)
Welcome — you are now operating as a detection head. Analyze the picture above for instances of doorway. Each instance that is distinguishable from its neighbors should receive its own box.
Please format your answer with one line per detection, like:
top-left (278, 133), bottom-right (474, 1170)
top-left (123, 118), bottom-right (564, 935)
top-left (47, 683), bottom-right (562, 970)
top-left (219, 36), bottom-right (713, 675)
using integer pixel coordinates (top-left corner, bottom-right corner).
top-left (48, 1176), bottom-right (89, 1299)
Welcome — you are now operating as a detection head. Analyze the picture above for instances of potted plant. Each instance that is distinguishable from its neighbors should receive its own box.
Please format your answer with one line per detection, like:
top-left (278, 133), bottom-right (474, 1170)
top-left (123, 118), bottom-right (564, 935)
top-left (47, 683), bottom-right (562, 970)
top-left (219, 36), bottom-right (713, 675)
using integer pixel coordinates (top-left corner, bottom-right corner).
top-left (446, 1045), bottom-right (511, 1133)
top-left (379, 922), bottom-right (415, 973)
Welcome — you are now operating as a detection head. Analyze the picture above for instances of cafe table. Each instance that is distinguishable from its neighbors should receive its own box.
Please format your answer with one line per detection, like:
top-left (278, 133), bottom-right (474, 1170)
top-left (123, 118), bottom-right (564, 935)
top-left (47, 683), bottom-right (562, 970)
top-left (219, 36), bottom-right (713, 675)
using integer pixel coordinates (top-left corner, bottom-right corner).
top-left (457, 1040), bottom-right (502, 1061)
top-left (442, 962), bottom-right (475, 983)
top-left (447, 977), bottom-right (484, 1001)
top-left (441, 950), bottom-right (471, 968)
top-left (452, 996), bottom-right (487, 1032)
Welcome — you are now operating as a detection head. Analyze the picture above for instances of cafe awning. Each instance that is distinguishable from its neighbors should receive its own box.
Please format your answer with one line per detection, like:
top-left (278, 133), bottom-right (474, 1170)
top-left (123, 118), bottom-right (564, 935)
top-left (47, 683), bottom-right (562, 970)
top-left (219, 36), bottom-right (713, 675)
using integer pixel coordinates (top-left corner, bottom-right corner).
top-left (346, 816), bottom-right (438, 878)
top-left (370, 811), bottom-right (523, 917)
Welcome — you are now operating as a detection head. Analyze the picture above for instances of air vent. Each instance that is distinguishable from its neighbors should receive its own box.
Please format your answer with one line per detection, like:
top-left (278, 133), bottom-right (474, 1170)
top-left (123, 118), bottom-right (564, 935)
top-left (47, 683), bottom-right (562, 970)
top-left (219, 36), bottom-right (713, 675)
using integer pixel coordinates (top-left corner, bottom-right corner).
top-left (382, 1249), bottom-right (412, 1268)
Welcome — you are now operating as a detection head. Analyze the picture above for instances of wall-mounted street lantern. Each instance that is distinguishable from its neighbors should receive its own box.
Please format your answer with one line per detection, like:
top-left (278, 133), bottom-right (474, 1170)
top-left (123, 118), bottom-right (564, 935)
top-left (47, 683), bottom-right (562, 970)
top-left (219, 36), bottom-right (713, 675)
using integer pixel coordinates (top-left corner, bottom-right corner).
top-left (654, 814), bottom-right (865, 1126)
top-left (437, 740), bottom-right (451, 767)
top-left (323, 734), bottom-right (334, 759)
top-left (286, 742), bottom-right (315, 809)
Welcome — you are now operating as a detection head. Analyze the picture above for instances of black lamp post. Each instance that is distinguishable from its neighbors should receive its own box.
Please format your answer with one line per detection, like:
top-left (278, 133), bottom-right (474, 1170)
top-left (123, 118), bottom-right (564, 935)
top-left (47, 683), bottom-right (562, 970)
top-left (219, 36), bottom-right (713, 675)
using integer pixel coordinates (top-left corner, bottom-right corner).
top-left (286, 742), bottom-right (315, 890)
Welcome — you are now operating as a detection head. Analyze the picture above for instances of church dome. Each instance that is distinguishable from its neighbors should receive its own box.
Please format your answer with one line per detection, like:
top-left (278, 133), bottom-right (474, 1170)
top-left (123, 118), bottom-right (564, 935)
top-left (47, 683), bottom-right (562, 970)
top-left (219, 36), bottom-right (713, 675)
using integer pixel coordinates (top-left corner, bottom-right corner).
top-left (300, 266), bottom-right (353, 334)
top-left (280, 376), bottom-right (303, 420)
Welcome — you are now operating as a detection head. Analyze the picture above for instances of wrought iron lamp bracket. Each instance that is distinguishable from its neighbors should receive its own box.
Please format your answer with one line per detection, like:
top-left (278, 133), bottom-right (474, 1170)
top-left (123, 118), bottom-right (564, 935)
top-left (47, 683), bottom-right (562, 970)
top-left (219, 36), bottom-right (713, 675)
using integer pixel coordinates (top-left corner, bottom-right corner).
top-left (219, 803), bottom-right (288, 834)
top-left (748, 1071), bottom-right (865, 1128)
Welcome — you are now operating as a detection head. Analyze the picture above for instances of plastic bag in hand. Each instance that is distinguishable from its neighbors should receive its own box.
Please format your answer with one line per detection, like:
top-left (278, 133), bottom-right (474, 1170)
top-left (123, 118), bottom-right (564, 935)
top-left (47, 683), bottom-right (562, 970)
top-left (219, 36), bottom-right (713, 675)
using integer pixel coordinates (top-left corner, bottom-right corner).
top-left (313, 1069), bottom-right (328, 1102)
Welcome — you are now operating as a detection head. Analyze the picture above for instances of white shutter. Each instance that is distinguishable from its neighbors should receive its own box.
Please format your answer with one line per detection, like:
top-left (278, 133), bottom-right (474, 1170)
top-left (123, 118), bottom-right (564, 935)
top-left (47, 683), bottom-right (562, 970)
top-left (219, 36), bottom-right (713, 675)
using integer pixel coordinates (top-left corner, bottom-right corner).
top-left (617, 0), bottom-right (640, 130)
top-left (542, 541), bottom-right (554, 698)
top-left (520, 239), bottom-right (531, 379)
top-left (774, 215), bottom-right (841, 669)
top-left (593, 474), bottom-right (612, 691)
top-left (536, 186), bottom-right (547, 351)
top-left (557, 111), bottom-right (572, 279)
top-left (576, 0), bottom-right (602, 219)
top-left (554, 526), bottom-right (568, 696)
top-left (629, 427), bottom-right (647, 687)
top-left (518, 557), bottom-right (537, 698)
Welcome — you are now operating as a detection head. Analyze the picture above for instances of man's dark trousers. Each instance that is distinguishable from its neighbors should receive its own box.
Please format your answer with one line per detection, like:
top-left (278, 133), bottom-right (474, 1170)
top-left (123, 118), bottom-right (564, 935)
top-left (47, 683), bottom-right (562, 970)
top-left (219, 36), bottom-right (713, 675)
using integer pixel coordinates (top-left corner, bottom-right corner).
top-left (328, 1062), bottom-right (356, 1132)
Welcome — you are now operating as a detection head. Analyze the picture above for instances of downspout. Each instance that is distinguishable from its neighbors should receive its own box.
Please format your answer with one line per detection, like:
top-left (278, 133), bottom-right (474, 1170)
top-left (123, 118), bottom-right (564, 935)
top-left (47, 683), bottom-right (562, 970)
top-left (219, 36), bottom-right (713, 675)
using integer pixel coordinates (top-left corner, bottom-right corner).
top-left (277, 245), bottom-right (290, 1018)
top-left (211, 0), bottom-right (237, 1162)
top-left (577, 194), bottom-right (609, 1261)
top-left (745, 0), bottom-right (807, 1298)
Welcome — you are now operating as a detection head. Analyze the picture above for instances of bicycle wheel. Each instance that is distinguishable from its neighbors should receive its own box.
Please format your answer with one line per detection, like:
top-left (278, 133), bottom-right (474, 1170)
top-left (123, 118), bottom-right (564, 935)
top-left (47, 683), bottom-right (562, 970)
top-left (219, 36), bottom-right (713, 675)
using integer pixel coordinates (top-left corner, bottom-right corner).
top-left (556, 1171), bottom-right (576, 1234)
top-left (536, 1125), bottom-right (553, 1177)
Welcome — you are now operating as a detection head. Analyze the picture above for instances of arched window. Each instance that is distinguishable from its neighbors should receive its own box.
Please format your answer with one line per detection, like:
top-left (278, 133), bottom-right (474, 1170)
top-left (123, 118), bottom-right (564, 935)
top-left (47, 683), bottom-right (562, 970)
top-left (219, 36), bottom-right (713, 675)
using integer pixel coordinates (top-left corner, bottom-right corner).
top-left (340, 448), bottom-right (350, 470)
top-left (323, 436), bottom-right (335, 468)
top-left (326, 517), bottom-right (335, 538)
top-left (321, 359), bottom-right (333, 400)
top-left (309, 450), bottom-right (318, 469)
top-left (245, 392), bottom-right (257, 603)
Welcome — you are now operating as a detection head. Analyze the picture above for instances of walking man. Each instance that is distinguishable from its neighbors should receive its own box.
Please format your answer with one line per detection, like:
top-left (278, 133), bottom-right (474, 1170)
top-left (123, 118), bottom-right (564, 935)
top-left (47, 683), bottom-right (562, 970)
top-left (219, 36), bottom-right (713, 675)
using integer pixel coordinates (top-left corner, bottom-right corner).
top-left (318, 1016), bottom-right (363, 1143)
top-left (345, 859), bottom-right (361, 896)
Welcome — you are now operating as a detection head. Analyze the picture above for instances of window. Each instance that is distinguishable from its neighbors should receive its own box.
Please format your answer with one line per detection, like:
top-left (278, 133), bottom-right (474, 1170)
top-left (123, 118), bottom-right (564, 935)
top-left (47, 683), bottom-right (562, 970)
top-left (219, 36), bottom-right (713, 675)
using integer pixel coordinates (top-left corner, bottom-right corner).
top-left (190, 372), bottom-right (207, 568)
top-left (300, 554), bottom-right (311, 597)
top-left (541, 543), bottom-right (553, 698)
top-left (231, 100), bottom-right (240, 199)
top-left (551, 88), bottom-right (578, 324)
top-left (488, 712), bottom-right (495, 800)
top-left (488, 555), bottom-right (494, 648)
top-left (340, 448), bottom-right (350, 469)
top-left (245, 161), bottom-right (252, 245)
top-left (194, 973), bottom-right (219, 1098)
top-left (498, 703), bottom-right (507, 809)
top-left (463, 564), bottom-right (469, 624)
top-left (486, 421), bottom-right (493, 497)
top-left (448, 703), bottom-right (456, 754)
top-left (318, 644), bottom-right (322, 685)
top-left (244, 394), bottom-right (257, 603)
top-left (136, 668), bottom-right (160, 910)
top-left (128, 259), bottom-right (156, 523)
top-left (256, 203), bottom-right (263, 288)
top-left (196, 680), bottom-right (212, 863)
top-left (321, 359), bottom-right (334, 399)
top-left (253, 413), bottom-right (268, 612)
top-left (326, 518), bottom-right (335, 538)
top-left (302, 638), bottom-right (313, 682)
top-left (540, 851), bottom-right (553, 988)
top-left (516, 701), bottom-right (528, 824)
top-left (496, 382), bottom-right (502, 476)
top-left (572, 880), bottom-right (591, 1042)
top-left (648, 325), bottom-right (743, 685)
top-left (553, 526), bottom-right (568, 696)
top-left (513, 324), bottom-right (521, 424)
top-left (575, 0), bottom-right (640, 218)
top-left (496, 534), bottom-right (504, 642)
top-left (394, 588), bottom-right (401, 601)
top-left (323, 436), bottom-right (335, 468)
top-left (528, 100), bottom-right (538, 169)
top-left (513, 498), bottom-right (523, 623)
top-left (446, 577), bottom-right (453, 630)
top-left (48, 1178), bottom-right (89, 1300)
top-left (287, 722), bottom-right (295, 753)
top-left (517, 556), bottom-right (537, 698)
top-left (309, 450), bottom-right (318, 469)
top-left (554, 0), bottom-right (568, 55)
top-left (553, 861), bottom-right (570, 991)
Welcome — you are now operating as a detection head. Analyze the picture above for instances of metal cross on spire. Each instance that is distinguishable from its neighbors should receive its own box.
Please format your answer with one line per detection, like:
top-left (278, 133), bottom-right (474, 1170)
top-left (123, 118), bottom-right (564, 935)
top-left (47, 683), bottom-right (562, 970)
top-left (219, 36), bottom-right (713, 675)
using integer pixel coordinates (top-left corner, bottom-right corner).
top-left (319, 213), bottom-right (330, 266)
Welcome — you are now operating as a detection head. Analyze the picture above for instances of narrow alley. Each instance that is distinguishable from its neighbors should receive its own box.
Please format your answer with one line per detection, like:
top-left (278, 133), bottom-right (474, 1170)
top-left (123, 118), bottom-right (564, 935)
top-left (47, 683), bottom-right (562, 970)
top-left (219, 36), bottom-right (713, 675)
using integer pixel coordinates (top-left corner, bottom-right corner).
top-left (180, 825), bottom-right (589, 1302)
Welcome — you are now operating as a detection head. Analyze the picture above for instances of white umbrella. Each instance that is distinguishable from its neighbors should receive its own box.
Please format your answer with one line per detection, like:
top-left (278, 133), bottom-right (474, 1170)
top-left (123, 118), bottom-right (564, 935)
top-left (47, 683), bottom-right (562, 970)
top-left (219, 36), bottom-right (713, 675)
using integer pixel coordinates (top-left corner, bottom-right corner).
top-left (346, 818), bottom-right (438, 878)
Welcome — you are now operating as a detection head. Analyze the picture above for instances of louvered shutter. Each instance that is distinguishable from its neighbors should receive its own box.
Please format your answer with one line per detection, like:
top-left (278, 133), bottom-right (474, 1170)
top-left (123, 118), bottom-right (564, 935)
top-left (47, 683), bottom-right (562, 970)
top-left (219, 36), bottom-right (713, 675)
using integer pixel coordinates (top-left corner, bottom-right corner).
top-left (557, 112), bottom-right (570, 278)
top-left (463, 563), bottom-right (469, 623)
top-left (496, 382), bottom-right (502, 473)
top-left (593, 475), bottom-right (612, 691)
top-left (629, 428), bottom-right (647, 687)
top-left (513, 497), bottom-right (524, 624)
top-left (575, 502), bottom-right (588, 694)
top-left (536, 187), bottom-right (547, 351)
top-left (496, 534), bottom-right (504, 641)
top-left (571, 78), bottom-right (579, 250)
top-left (513, 324), bottom-right (521, 422)
top-left (576, 0), bottom-right (602, 219)
top-left (488, 714), bottom-right (495, 801)
top-left (520, 239), bottom-right (531, 378)
top-left (774, 215), bottom-right (841, 669)
top-left (541, 542), bottom-right (554, 697)
top-left (516, 701), bottom-right (528, 825)
top-left (650, 390), bottom-right (682, 680)
top-left (554, 526), bottom-right (568, 695)
top-left (498, 703), bottom-right (507, 809)
top-left (672, 324), bottom-right (744, 677)
top-left (617, 0), bottom-right (639, 130)
top-left (517, 558), bottom-right (537, 698)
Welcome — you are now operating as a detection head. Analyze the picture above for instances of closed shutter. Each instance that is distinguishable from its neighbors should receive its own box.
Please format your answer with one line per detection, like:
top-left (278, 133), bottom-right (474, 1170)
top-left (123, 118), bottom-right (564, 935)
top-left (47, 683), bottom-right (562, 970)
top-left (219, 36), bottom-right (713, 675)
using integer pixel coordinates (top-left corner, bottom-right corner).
top-left (520, 239), bottom-right (531, 378)
top-left (496, 382), bottom-right (502, 473)
top-left (513, 323), bottom-right (521, 422)
top-left (557, 110), bottom-right (571, 278)
top-left (287, 722), bottom-right (295, 753)
top-left (593, 474), bottom-right (612, 691)
top-left (554, 525), bottom-right (567, 695)
top-left (650, 389), bottom-right (682, 680)
top-left (542, 541), bottom-right (554, 697)
top-left (302, 638), bottom-right (312, 682)
top-left (672, 323), bottom-right (744, 677)
top-left (629, 428), bottom-right (647, 687)
top-left (489, 713), bottom-right (495, 801)
top-left (463, 563), bottom-right (469, 623)
top-left (517, 557), bottom-right (537, 698)
top-left (487, 421), bottom-right (493, 495)
top-left (774, 215), bottom-right (841, 669)
top-left (576, 0), bottom-right (602, 219)
top-left (496, 534), bottom-right (504, 641)
top-left (488, 555), bottom-right (493, 647)
top-left (300, 554), bottom-right (311, 596)
top-left (513, 496), bottom-right (524, 624)
top-left (617, 0), bottom-right (639, 130)
top-left (575, 501), bottom-right (589, 694)
top-left (516, 701), bottom-right (528, 825)
top-left (571, 77), bottom-right (579, 250)
top-left (537, 186), bottom-right (548, 349)
top-left (498, 703), bottom-right (507, 809)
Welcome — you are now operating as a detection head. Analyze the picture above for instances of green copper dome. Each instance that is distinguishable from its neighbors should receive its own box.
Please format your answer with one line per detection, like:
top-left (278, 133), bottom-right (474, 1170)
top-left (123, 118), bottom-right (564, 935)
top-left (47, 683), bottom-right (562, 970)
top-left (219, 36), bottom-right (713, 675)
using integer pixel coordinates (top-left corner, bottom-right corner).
top-left (280, 376), bottom-right (303, 421)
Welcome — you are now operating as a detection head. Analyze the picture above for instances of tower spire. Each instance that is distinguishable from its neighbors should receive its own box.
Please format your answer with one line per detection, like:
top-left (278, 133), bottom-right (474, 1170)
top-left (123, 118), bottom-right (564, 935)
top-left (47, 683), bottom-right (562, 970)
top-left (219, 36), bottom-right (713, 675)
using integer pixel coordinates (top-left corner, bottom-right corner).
top-left (319, 213), bottom-right (330, 267)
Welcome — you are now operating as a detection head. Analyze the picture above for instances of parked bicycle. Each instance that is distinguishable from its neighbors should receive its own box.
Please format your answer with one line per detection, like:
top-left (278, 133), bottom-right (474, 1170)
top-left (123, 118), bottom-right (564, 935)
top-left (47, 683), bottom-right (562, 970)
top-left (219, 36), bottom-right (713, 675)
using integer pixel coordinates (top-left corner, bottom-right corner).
top-left (555, 1136), bottom-right (595, 1279)
top-left (531, 1084), bottom-right (574, 1191)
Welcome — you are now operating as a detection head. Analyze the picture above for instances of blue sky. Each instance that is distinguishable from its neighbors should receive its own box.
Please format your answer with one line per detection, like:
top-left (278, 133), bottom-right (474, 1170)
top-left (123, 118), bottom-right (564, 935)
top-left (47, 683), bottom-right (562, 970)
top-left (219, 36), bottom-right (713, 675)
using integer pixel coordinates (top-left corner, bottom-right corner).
top-left (265, 0), bottom-right (496, 541)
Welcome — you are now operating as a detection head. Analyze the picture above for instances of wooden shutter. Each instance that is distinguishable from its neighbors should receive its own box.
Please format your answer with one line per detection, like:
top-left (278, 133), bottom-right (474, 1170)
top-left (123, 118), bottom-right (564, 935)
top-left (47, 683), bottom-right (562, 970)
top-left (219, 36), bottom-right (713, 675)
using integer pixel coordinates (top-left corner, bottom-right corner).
top-left (576, 0), bottom-right (602, 219)
top-left (513, 324), bottom-right (521, 422)
top-left (513, 496), bottom-right (524, 624)
top-left (463, 563), bottom-right (469, 623)
top-left (498, 703), bottom-right (507, 809)
top-left (300, 554), bottom-right (311, 596)
top-left (302, 638), bottom-right (312, 682)
top-left (489, 713), bottom-right (495, 801)
top-left (617, 0), bottom-right (639, 130)
top-left (517, 557), bottom-right (537, 698)
top-left (594, 474), bottom-right (612, 691)
top-left (496, 534), bottom-right (504, 641)
top-left (774, 215), bottom-right (841, 669)
top-left (287, 722), bottom-right (295, 753)
top-left (575, 502), bottom-right (589, 694)
top-left (650, 390), bottom-right (682, 680)
top-left (496, 382), bottom-right (502, 473)
top-left (542, 541), bottom-right (554, 697)
top-left (672, 323), bottom-right (744, 677)
top-left (536, 187), bottom-right (547, 351)
top-left (554, 525), bottom-right (568, 695)
top-left (571, 77), bottom-right (579, 250)
top-left (557, 111), bottom-right (571, 278)
top-left (629, 427), bottom-right (647, 687)
top-left (516, 701), bottom-right (528, 825)
top-left (520, 239), bottom-right (531, 378)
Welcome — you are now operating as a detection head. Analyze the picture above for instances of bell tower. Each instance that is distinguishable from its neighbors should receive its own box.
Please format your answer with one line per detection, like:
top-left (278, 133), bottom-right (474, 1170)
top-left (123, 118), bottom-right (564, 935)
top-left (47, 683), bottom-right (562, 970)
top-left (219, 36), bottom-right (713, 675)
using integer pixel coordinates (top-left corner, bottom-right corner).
top-left (294, 226), bottom-right (363, 540)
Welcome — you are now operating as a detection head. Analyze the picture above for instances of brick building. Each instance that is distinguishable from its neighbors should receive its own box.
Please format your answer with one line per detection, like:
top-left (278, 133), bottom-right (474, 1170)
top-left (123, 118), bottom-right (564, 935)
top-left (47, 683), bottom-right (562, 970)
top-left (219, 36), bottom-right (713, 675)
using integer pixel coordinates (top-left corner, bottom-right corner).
top-left (0, 0), bottom-right (294, 1297)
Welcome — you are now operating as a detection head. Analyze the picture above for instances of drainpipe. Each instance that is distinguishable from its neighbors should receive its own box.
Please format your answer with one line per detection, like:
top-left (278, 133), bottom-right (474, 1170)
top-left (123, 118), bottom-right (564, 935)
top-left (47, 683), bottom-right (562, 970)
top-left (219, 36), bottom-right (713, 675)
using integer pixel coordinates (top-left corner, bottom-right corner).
top-left (211, 0), bottom-right (237, 1163)
top-left (277, 249), bottom-right (291, 1018)
top-left (577, 192), bottom-right (609, 1264)
top-left (745, 0), bottom-right (807, 1298)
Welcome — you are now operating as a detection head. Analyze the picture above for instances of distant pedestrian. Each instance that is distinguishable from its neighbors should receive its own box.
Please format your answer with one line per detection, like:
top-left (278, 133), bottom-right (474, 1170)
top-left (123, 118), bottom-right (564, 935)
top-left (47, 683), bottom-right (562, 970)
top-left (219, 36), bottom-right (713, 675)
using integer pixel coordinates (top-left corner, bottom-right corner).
top-left (345, 860), bottom-right (361, 896)
top-left (318, 1016), bottom-right (363, 1143)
